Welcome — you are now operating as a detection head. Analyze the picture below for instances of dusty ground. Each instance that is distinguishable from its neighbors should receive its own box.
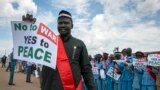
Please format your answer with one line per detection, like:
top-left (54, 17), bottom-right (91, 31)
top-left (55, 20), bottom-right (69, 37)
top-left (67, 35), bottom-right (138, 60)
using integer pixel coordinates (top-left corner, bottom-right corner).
top-left (0, 63), bottom-right (40, 90)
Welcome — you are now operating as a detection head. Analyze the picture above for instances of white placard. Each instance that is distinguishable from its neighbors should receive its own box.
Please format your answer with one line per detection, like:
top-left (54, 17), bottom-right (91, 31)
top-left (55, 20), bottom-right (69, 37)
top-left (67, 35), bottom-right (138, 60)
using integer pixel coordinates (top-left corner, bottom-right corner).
top-left (148, 54), bottom-right (160, 66)
top-left (92, 67), bottom-right (99, 75)
top-left (100, 69), bottom-right (106, 79)
top-left (11, 21), bottom-right (58, 69)
top-left (106, 67), bottom-right (121, 80)
top-left (133, 58), bottom-right (147, 68)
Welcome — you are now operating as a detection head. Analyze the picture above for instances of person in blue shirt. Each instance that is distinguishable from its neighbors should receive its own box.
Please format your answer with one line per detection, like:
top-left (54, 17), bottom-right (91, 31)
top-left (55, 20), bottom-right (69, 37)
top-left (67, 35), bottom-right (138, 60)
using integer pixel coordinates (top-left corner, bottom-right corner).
top-left (140, 59), bottom-right (158, 90)
top-left (105, 54), bottom-right (115, 90)
top-left (26, 62), bottom-right (32, 83)
top-left (8, 51), bottom-right (17, 85)
top-left (132, 51), bottom-right (144, 90)
top-left (101, 53), bottom-right (108, 90)
top-left (82, 55), bottom-right (92, 90)
top-left (120, 48), bottom-right (134, 90)
top-left (93, 54), bottom-right (103, 90)
top-left (113, 52), bottom-right (123, 90)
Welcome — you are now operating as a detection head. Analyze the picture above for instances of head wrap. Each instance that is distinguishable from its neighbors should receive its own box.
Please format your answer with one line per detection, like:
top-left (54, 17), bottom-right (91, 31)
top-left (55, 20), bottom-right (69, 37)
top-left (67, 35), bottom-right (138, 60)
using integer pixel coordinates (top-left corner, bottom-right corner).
top-left (58, 10), bottom-right (72, 22)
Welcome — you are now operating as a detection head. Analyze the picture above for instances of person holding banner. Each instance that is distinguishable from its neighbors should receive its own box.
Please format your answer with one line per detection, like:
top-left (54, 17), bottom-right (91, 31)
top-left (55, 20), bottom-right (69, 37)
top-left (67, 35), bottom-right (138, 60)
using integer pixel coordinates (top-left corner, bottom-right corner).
top-left (141, 65), bottom-right (158, 90)
top-left (150, 65), bottom-right (160, 90)
top-left (22, 10), bottom-right (96, 90)
top-left (105, 54), bottom-right (114, 90)
top-left (132, 51), bottom-right (144, 90)
top-left (147, 53), bottom-right (160, 90)
top-left (120, 48), bottom-right (134, 90)
top-left (134, 53), bottom-right (158, 90)
top-left (113, 52), bottom-right (123, 90)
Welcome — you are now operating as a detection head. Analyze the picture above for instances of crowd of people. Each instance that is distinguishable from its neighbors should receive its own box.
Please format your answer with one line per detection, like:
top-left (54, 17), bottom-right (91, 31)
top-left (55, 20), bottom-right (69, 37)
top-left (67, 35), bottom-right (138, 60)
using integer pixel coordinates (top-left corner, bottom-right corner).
top-left (0, 52), bottom-right (42, 86)
top-left (82, 48), bottom-right (160, 90)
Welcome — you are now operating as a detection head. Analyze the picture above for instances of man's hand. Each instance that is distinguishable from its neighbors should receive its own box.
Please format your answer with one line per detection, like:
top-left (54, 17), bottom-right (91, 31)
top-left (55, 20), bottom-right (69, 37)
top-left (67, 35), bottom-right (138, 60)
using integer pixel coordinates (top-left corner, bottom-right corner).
top-left (22, 14), bottom-right (36, 24)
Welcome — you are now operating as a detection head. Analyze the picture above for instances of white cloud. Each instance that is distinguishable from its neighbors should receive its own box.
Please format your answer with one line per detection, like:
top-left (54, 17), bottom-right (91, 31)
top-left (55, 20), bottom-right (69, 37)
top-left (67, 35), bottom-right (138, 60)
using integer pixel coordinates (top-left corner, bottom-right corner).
top-left (0, 0), bottom-right (37, 18)
top-left (137, 0), bottom-right (160, 14)
top-left (71, 0), bottom-right (160, 55)
top-left (0, 0), bottom-right (37, 56)
top-left (0, 40), bottom-right (13, 57)
top-left (0, 0), bottom-right (37, 28)
top-left (36, 11), bottom-right (56, 25)
top-left (119, 22), bottom-right (160, 51)
top-left (52, 0), bottom-right (90, 15)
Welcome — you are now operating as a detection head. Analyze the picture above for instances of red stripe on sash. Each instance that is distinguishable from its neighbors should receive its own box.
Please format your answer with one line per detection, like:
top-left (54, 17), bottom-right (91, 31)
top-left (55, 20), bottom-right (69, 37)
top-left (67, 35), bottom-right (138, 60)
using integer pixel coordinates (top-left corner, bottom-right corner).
top-left (146, 66), bottom-right (156, 81)
top-left (114, 64), bottom-right (121, 74)
top-left (57, 36), bottom-right (82, 90)
top-left (76, 80), bottom-right (82, 90)
top-left (57, 36), bottom-right (75, 90)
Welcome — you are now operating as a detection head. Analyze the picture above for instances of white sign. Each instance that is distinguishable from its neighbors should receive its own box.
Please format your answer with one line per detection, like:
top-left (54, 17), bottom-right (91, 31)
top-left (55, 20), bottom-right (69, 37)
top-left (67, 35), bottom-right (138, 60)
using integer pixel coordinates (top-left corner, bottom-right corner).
top-left (133, 58), bottom-right (147, 68)
top-left (106, 67), bottom-right (121, 80)
top-left (11, 21), bottom-right (58, 69)
top-left (113, 60), bottom-right (125, 63)
top-left (100, 69), bottom-right (106, 79)
top-left (92, 67), bottom-right (99, 75)
top-left (148, 54), bottom-right (160, 66)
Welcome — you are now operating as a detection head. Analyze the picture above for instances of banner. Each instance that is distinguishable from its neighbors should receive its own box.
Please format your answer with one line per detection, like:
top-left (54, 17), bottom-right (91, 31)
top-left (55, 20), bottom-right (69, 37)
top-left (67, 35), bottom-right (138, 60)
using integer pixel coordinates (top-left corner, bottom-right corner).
top-left (113, 60), bottom-right (125, 63)
top-left (92, 67), bottom-right (99, 75)
top-left (148, 54), bottom-right (160, 66)
top-left (133, 58), bottom-right (147, 68)
top-left (100, 69), bottom-right (106, 79)
top-left (11, 21), bottom-right (58, 69)
top-left (106, 67), bottom-right (121, 80)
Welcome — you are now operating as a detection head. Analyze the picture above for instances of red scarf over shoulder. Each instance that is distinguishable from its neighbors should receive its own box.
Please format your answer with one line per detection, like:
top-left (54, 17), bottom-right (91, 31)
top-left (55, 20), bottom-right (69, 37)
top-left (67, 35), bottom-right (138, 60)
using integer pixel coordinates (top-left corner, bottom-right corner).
top-left (57, 36), bottom-right (82, 90)
top-left (146, 66), bottom-right (156, 81)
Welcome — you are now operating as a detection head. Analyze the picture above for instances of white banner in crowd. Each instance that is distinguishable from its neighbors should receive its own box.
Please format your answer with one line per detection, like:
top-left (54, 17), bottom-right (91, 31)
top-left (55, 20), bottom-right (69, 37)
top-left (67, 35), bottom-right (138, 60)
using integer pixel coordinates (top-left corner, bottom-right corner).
top-left (11, 21), bottom-right (58, 69)
top-left (147, 54), bottom-right (160, 66)
top-left (133, 58), bottom-right (147, 68)
top-left (113, 60), bottom-right (125, 63)
top-left (106, 67), bottom-right (121, 81)
top-left (92, 66), bottom-right (99, 75)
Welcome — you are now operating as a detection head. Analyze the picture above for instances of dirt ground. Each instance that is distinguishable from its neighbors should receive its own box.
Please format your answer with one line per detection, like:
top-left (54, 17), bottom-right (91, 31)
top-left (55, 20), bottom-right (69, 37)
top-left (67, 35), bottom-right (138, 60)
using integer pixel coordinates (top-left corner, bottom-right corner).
top-left (0, 63), bottom-right (40, 90)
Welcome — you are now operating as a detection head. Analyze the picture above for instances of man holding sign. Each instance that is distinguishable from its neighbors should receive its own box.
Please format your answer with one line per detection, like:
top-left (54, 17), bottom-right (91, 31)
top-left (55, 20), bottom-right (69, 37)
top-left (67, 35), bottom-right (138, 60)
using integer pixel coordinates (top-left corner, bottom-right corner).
top-left (22, 10), bottom-right (96, 90)
top-left (44, 10), bottom-right (96, 90)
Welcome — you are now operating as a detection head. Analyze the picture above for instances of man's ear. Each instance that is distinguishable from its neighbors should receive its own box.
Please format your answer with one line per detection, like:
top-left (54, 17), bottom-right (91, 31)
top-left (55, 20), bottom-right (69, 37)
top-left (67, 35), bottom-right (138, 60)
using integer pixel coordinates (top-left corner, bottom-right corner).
top-left (71, 23), bottom-right (73, 29)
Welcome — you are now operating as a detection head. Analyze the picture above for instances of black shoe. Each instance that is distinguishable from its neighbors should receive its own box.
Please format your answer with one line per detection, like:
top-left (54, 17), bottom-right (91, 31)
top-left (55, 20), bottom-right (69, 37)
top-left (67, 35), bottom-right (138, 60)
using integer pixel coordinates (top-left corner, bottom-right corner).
top-left (8, 83), bottom-right (15, 86)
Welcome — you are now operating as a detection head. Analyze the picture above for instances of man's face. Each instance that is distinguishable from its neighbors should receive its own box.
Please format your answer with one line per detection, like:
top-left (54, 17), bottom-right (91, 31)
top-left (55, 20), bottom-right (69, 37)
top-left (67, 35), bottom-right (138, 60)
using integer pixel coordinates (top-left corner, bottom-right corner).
top-left (58, 17), bottom-right (73, 36)
top-left (126, 48), bottom-right (132, 55)
top-left (109, 54), bottom-right (114, 60)
top-left (122, 50), bottom-right (127, 55)
top-left (103, 54), bottom-right (108, 60)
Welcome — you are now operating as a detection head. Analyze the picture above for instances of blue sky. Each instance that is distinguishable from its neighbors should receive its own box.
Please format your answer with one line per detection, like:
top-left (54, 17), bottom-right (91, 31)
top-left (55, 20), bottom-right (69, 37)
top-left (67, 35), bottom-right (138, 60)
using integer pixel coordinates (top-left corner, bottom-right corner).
top-left (0, 0), bottom-right (160, 57)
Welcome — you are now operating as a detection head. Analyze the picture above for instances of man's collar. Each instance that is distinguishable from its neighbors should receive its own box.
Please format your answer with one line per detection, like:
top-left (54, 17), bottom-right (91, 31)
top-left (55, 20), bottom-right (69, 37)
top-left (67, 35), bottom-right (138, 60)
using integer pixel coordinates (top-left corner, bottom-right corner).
top-left (60, 35), bottom-right (72, 42)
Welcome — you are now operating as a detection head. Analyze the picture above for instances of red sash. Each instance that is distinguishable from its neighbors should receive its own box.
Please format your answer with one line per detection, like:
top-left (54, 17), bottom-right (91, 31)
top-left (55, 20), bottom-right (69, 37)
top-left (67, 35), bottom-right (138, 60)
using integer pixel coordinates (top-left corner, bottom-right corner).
top-left (104, 61), bottom-right (108, 68)
top-left (114, 64), bottom-right (121, 74)
top-left (146, 66), bottom-right (156, 81)
top-left (57, 36), bottom-right (82, 90)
